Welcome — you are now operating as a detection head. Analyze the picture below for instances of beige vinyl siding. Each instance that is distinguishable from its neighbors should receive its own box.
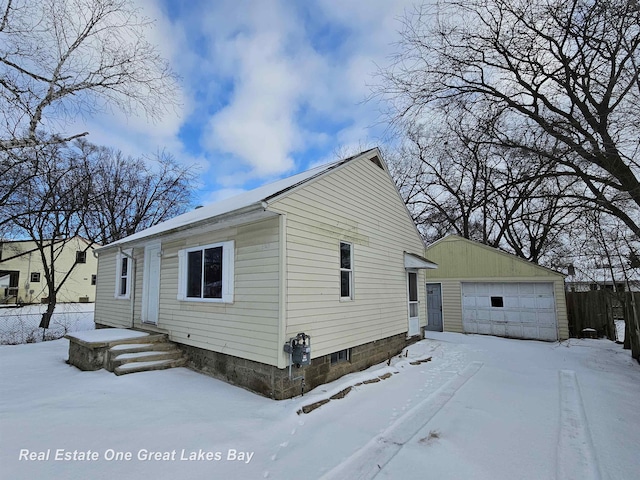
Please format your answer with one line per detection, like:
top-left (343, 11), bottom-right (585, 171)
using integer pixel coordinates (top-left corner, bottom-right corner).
top-left (430, 277), bottom-right (568, 338)
top-left (438, 280), bottom-right (464, 333)
top-left (132, 217), bottom-right (281, 365)
top-left (425, 236), bottom-right (562, 279)
top-left (94, 251), bottom-right (132, 328)
top-left (269, 155), bottom-right (426, 360)
top-left (553, 280), bottom-right (569, 339)
top-left (425, 236), bottom-right (569, 340)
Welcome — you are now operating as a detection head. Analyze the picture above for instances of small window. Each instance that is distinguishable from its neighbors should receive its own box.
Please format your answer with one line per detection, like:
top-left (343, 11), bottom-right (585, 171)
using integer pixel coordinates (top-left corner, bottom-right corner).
top-left (91, 274), bottom-right (97, 286)
top-left (76, 251), bottom-right (87, 264)
top-left (340, 242), bottom-right (353, 299)
top-left (408, 272), bottom-right (419, 317)
top-left (115, 250), bottom-right (132, 299)
top-left (491, 296), bottom-right (504, 308)
top-left (178, 241), bottom-right (234, 303)
top-left (30, 272), bottom-right (41, 283)
top-left (331, 348), bottom-right (350, 364)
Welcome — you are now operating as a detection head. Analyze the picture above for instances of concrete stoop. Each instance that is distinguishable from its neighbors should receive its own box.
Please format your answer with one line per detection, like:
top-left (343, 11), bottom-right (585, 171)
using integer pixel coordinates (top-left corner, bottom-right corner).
top-left (107, 337), bottom-right (187, 375)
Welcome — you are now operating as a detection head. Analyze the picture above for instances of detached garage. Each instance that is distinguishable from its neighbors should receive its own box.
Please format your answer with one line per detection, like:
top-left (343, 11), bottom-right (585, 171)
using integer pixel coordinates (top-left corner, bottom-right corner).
top-left (424, 236), bottom-right (568, 341)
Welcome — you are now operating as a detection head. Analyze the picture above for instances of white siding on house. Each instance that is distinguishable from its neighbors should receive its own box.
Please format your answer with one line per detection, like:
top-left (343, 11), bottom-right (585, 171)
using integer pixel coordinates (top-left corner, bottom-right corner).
top-left (94, 252), bottom-right (132, 328)
top-left (94, 218), bottom-right (282, 366)
top-left (269, 154), bottom-right (426, 361)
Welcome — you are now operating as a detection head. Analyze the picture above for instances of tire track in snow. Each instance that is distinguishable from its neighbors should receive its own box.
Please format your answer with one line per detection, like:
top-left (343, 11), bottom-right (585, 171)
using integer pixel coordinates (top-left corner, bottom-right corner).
top-left (557, 370), bottom-right (601, 480)
top-left (319, 361), bottom-right (483, 480)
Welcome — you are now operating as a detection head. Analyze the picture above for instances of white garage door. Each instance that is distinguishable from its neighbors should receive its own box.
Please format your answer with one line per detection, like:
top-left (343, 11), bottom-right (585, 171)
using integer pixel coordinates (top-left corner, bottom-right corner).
top-left (462, 282), bottom-right (558, 341)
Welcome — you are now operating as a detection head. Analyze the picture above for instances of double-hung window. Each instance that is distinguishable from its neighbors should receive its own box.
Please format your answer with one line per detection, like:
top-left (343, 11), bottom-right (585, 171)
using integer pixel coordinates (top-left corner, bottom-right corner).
top-left (340, 241), bottom-right (353, 300)
top-left (115, 249), bottom-right (132, 299)
top-left (178, 241), bottom-right (234, 303)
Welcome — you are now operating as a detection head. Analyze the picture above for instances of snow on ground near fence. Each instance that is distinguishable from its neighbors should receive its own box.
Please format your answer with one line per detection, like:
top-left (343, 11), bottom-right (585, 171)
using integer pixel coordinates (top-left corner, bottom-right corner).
top-left (0, 303), bottom-right (94, 345)
top-left (615, 319), bottom-right (626, 343)
top-left (0, 303), bottom-right (95, 344)
top-left (1, 332), bottom-right (639, 480)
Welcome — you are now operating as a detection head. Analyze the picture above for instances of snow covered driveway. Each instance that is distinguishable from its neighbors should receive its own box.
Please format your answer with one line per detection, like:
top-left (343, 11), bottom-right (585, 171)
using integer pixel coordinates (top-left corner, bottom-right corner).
top-left (1, 332), bottom-right (638, 480)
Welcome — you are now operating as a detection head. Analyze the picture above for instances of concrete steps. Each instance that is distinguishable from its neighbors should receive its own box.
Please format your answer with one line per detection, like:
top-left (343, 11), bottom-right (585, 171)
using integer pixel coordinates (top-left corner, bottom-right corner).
top-left (106, 334), bottom-right (188, 376)
top-left (114, 357), bottom-right (188, 375)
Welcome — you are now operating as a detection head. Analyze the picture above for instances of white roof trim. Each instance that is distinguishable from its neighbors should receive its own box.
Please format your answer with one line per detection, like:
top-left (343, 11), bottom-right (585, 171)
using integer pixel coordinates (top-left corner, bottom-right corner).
top-left (404, 252), bottom-right (438, 270)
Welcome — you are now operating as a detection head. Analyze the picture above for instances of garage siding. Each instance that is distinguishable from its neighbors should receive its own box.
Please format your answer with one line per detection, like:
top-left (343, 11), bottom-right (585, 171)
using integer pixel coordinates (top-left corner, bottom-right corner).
top-left (425, 236), bottom-right (569, 341)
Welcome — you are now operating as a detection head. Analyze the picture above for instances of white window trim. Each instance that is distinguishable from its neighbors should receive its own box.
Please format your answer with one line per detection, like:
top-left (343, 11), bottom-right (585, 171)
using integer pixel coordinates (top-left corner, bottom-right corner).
top-left (340, 241), bottom-right (353, 301)
top-left (114, 249), bottom-right (133, 300)
top-left (407, 271), bottom-right (419, 316)
top-left (177, 240), bottom-right (234, 303)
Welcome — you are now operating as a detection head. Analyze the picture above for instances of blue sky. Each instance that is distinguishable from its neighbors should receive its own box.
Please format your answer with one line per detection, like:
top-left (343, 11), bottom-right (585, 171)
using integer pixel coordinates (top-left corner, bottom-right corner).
top-left (76, 0), bottom-right (420, 205)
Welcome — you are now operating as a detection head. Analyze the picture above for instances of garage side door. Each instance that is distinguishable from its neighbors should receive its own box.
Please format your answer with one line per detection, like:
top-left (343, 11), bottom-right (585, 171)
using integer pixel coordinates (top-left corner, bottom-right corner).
top-left (461, 282), bottom-right (557, 341)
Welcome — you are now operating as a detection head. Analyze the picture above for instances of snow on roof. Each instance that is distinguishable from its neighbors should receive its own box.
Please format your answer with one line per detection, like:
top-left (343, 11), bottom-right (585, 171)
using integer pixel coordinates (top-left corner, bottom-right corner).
top-left (103, 150), bottom-right (375, 249)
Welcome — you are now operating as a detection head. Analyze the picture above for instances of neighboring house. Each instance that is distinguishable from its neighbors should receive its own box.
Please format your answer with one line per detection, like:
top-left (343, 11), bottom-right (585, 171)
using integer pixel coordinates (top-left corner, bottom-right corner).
top-left (0, 237), bottom-right (98, 304)
top-left (564, 265), bottom-right (640, 293)
top-left (93, 149), bottom-right (437, 399)
top-left (423, 235), bottom-right (569, 341)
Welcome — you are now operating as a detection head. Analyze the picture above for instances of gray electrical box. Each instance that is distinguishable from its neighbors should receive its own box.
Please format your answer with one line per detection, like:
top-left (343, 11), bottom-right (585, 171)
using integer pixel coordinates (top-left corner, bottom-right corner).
top-left (292, 342), bottom-right (310, 366)
top-left (284, 333), bottom-right (311, 367)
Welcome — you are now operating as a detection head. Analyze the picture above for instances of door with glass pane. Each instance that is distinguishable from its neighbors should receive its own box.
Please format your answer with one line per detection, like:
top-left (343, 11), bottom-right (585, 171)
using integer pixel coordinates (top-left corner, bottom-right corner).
top-left (408, 272), bottom-right (420, 336)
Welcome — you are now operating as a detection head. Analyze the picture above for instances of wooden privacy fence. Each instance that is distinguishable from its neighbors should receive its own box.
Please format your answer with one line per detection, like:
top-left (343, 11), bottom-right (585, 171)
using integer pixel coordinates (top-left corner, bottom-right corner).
top-left (566, 290), bottom-right (640, 362)
top-left (566, 291), bottom-right (618, 340)
top-left (621, 293), bottom-right (640, 362)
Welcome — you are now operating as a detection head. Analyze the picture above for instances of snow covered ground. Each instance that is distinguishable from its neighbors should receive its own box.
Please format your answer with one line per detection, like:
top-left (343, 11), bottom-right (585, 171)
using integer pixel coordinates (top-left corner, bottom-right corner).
top-left (1, 331), bottom-right (639, 480)
top-left (0, 303), bottom-right (94, 345)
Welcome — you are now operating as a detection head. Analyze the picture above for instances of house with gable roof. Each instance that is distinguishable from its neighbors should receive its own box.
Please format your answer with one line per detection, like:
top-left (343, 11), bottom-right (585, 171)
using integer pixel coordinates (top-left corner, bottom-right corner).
top-left (90, 149), bottom-right (436, 398)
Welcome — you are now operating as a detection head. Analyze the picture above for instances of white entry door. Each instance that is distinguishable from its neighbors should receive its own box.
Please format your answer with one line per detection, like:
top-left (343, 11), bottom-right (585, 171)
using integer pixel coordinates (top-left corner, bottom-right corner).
top-left (142, 244), bottom-right (161, 325)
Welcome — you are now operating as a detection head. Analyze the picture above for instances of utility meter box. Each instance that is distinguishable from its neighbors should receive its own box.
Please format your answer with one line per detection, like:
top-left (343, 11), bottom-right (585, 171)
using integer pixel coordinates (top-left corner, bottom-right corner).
top-left (292, 342), bottom-right (311, 366)
top-left (284, 333), bottom-right (311, 367)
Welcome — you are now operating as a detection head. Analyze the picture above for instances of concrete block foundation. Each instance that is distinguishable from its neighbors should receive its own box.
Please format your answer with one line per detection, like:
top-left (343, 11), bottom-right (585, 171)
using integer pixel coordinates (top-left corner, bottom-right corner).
top-left (179, 332), bottom-right (413, 400)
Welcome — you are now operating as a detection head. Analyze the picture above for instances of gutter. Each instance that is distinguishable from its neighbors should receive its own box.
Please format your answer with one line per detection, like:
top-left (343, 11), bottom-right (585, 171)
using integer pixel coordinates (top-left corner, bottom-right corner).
top-left (95, 203), bottom-right (268, 254)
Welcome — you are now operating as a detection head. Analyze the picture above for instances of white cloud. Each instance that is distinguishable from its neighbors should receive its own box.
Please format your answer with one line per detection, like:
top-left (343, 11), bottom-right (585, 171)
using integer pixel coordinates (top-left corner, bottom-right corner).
top-left (200, 2), bottom-right (311, 177)
top-left (193, 0), bottom-right (422, 185)
top-left (55, 0), bottom-right (424, 200)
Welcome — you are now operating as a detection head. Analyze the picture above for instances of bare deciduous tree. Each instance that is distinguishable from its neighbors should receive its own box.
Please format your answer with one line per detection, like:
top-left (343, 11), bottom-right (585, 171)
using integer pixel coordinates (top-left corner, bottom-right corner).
top-left (0, 0), bottom-right (178, 150)
top-left (389, 109), bottom-right (581, 264)
top-left (8, 143), bottom-right (93, 327)
top-left (80, 141), bottom-right (197, 244)
top-left (2, 141), bottom-right (196, 330)
top-left (378, 0), bottom-right (640, 237)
